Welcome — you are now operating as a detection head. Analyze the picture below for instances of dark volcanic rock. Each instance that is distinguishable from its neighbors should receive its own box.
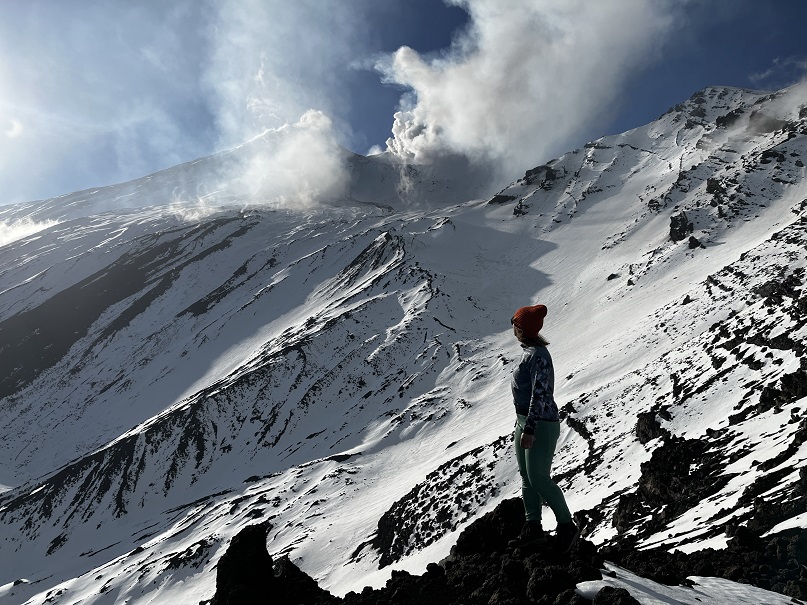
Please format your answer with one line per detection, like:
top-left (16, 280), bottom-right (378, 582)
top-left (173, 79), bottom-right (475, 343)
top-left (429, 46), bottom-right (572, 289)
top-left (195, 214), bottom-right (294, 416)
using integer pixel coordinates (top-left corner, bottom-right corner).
top-left (367, 434), bottom-right (510, 568)
top-left (523, 164), bottom-right (559, 187)
top-left (210, 522), bottom-right (337, 605)
top-left (600, 528), bottom-right (807, 599)
top-left (669, 211), bottom-right (693, 242)
top-left (211, 497), bottom-right (806, 604)
top-left (274, 555), bottom-right (340, 605)
top-left (635, 411), bottom-right (665, 445)
top-left (312, 499), bottom-right (606, 604)
top-left (211, 523), bottom-right (275, 605)
top-left (706, 178), bottom-right (725, 195)
top-left (513, 200), bottom-right (529, 216)
top-left (449, 497), bottom-right (524, 558)
top-left (488, 194), bottom-right (517, 205)
top-left (715, 108), bottom-right (743, 128)
top-left (754, 272), bottom-right (803, 307)
top-left (612, 434), bottom-right (740, 539)
top-left (758, 370), bottom-right (807, 412)
top-left (592, 586), bottom-right (641, 604)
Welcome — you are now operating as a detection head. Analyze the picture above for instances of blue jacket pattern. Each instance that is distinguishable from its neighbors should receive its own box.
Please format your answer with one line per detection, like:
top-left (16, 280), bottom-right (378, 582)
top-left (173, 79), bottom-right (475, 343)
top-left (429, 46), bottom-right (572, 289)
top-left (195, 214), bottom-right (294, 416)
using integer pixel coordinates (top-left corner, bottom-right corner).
top-left (511, 344), bottom-right (558, 433)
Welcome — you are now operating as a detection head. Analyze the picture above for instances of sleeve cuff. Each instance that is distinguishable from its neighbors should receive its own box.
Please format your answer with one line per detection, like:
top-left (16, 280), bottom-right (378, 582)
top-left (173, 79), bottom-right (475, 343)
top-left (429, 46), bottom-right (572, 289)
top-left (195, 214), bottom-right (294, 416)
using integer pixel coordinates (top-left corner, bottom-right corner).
top-left (523, 425), bottom-right (535, 436)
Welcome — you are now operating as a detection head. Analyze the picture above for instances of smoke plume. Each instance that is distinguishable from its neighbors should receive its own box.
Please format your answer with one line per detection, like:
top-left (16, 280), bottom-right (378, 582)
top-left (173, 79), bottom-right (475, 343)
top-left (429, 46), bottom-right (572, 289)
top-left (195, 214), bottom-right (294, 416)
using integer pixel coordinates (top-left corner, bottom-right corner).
top-left (200, 0), bottom-right (366, 208)
top-left (380, 0), bottom-right (679, 181)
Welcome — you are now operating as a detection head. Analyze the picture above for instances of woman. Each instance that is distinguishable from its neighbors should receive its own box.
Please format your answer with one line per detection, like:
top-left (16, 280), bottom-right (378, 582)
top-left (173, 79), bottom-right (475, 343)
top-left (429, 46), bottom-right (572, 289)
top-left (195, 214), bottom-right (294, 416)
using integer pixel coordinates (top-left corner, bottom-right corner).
top-left (509, 304), bottom-right (579, 553)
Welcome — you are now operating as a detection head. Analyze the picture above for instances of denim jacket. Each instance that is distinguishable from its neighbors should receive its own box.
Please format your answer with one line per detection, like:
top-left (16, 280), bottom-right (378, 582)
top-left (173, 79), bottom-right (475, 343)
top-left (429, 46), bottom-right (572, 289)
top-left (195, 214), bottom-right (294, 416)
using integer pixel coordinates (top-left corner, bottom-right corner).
top-left (511, 344), bottom-right (558, 434)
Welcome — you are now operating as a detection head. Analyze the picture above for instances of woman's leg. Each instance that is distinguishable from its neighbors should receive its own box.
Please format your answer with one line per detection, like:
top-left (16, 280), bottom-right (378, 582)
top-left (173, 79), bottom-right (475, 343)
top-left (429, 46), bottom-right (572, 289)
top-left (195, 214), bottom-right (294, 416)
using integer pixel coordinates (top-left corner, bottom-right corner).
top-left (514, 415), bottom-right (544, 522)
top-left (523, 420), bottom-right (572, 524)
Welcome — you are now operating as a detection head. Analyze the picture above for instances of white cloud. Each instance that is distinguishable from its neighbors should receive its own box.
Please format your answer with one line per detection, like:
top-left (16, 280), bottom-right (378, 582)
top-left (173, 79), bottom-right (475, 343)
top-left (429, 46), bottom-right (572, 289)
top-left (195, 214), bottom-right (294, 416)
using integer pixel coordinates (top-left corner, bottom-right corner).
top-left (203, 0), bottom-right (373, 148)
top-left (380, 0), bottom-right (680, 181)
top-left (0, 1), bottom-right (373, 208)
top-left (0, 2), bottom-right (211, 204)
top-left (200, 0), bottom-right (373, 207)
top-left (0, 0), bottom-right (694, 208)
top-left (749, 56), bottom-right (807, 88)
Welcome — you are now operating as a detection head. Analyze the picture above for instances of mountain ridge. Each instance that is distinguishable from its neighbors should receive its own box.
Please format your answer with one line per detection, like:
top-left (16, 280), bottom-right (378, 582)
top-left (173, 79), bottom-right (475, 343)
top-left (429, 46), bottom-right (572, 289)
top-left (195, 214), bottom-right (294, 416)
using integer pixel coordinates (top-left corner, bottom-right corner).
top-left (0, 83), bottom-right (805, 603)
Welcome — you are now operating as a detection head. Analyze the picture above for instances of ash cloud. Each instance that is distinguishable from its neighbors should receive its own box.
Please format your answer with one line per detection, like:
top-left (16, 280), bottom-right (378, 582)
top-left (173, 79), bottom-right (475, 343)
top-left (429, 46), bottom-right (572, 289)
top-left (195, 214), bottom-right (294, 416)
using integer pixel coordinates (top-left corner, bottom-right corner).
top-left (199, 0), bottom-right (364, 209)
top-left (0, 1), bottom-right (363, 209)
top-left (229, 111), bottom-right (349, 208)
top-left (380, 0), bottom-right (681, 183)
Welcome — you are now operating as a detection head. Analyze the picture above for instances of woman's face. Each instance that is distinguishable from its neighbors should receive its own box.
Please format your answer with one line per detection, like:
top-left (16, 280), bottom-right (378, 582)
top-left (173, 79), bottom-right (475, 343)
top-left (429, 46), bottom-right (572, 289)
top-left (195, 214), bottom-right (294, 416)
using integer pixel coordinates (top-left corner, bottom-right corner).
top-left (513, 324), bottom-right (524, 341)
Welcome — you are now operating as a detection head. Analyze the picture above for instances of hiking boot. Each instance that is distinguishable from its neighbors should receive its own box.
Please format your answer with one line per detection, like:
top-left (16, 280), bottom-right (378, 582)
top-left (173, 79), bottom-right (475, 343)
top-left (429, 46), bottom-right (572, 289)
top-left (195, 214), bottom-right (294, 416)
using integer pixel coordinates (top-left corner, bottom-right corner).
top-left (508, 521), bottom-right (547, 548)
top-left (553, 520), bottom-right (580, 554)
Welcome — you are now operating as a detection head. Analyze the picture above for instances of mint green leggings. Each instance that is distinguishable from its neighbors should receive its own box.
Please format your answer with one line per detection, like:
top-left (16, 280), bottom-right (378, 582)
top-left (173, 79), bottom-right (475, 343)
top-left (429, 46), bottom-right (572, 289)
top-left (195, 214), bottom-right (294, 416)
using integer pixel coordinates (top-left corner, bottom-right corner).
top-left (514, 414), bottom-right (572, 525)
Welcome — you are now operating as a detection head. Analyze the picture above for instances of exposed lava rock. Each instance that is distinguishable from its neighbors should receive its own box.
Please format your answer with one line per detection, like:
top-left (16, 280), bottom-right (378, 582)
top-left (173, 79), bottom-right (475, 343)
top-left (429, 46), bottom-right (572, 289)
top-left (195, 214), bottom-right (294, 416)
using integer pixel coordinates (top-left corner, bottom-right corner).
top-left (706, 178), bottom-right (725, 195)
top-left (209, 522), bottom-right (337, 605)
top-left (758, 369), bottom-right (807, 413)
top-left (523, 165), bottom-right (559, 188)
top-left (669, 211), bottom-right (693, 242)
top-left (448, 497), bottom-right (524, 558)
top-left (613, 435), bottom-right (734, 537)
top-left (600, 528), bottom-right (807, 599)
top-left (738, 447), bottom-right (807, 540)
top-left (634, 411), bottom-right (666, 445)
top-left (367, 435), bottom-right (510, 567)
top-left (513, 200), bottom-right (529, 216)
top-left (209, 497), bottom-right (806, 604)
top-left (715, 108), bottom-right (743, 128)
top-left (754, 271), bottom-right (803, 307)
top-left (591, 586), bottom-right (641, 604)
top-left (347, 499), bottom-right (603, 605)
top-left (488, 194), bottom-right (517, 205)
top-left (211, 501), bottom-right (605, 605)
top-left (210, 522), bottom-right (274, 605)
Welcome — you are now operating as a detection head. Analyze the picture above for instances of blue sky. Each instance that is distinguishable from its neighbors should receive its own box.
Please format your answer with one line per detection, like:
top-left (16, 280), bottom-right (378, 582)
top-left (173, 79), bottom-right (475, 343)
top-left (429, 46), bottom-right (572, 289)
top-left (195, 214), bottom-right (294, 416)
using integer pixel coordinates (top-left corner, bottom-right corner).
top-left (1, 0), bottom-right (806, 206)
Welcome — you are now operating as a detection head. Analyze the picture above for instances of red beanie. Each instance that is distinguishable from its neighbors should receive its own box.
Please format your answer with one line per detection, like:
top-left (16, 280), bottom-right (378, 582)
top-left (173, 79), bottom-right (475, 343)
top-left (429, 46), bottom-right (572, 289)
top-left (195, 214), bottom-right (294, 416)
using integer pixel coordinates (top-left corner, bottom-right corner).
top-left (511, 304), bottom-right (547, 339)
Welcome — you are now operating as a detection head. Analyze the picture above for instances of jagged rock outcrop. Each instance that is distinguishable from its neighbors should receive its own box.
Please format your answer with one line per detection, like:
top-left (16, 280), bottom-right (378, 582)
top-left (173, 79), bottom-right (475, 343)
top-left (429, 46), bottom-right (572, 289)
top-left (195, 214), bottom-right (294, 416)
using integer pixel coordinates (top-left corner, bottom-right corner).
top-left (669, 211), bottom-right (693, 242)
top-left (634, 411), bottom-right (665, 445)
top-left (209, 522), bottom-right (337, 605)
top-left (211, 500), bottom-right (602, 605)
top-left (210, 497), bottom-right (807, 604)
top-left (210, 523), bottom-right (276, 605)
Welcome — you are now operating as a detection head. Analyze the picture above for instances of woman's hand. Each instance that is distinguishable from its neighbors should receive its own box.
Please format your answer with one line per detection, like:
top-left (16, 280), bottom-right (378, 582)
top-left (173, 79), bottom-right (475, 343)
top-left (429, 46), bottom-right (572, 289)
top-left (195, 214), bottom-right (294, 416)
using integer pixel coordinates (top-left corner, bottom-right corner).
top-left (520, 433), bottom-right (535, 449)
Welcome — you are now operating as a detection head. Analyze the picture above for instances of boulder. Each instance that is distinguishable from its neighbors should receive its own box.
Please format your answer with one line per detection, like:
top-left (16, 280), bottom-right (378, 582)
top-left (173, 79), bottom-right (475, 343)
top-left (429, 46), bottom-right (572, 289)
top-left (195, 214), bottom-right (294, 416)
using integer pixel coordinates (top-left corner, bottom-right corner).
top-left (670, 212), bottom-right (693, 242)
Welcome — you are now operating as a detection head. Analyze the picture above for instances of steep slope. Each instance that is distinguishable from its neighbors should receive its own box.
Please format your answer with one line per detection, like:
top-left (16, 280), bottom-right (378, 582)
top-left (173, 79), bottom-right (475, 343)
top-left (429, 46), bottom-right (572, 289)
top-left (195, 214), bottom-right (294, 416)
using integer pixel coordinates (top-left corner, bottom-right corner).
top-left (0, 84), bottom-right (805, 604)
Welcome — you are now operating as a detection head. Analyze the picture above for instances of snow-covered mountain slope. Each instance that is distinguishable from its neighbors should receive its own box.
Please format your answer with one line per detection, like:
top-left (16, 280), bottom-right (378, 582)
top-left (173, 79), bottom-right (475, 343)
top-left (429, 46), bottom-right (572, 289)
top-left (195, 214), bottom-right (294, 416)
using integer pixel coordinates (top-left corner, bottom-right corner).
top-left (0, 133), bottom-right (493, 233)
top-left (0, 83), bottom-right (805, 604)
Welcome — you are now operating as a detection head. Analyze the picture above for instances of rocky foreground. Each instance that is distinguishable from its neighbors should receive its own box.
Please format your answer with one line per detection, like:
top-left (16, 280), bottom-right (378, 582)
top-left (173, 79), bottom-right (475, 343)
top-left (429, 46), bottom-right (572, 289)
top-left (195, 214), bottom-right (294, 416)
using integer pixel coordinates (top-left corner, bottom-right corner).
top-left (206, 496), bottom-right (806, 605)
